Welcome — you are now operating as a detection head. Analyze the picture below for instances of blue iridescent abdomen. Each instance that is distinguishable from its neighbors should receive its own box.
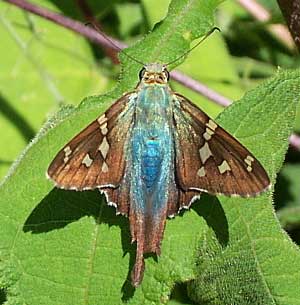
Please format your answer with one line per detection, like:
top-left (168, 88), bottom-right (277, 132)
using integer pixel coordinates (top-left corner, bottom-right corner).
top-left (142, 139), bottom-right (161, 188)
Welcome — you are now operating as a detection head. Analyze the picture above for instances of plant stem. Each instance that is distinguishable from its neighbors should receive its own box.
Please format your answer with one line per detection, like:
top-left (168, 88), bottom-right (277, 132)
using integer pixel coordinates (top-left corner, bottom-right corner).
top-left (170, 71), bottom-right (231, 107)
top-left (3, 0), bottom-right (126, 50)
top-left (75, 0), bottom-right (119, 63)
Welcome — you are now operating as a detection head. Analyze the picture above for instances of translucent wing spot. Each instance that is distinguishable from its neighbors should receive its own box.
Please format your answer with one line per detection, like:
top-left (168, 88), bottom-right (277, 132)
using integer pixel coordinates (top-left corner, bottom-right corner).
top-left (245, 155), bottom-right (254, 164)
top-left (97, 114), bottom-right (108, 125)
top-left (102, 162), bottom-right (109, 173)
top-left (244, 155), bottom-right (254, 172)
top-left (82, 153), bottom-right (93, 167)
top-left (63, 146), bottom-right (72, 163)
top-left (218, 160), bottom-right (231, 174)
top-left (206, 119), bottom-right (218, 131)
top-left (197, 166), bottom-right (206, 177)
top-left (100, 122), bottom-right (108, 135)
top-left (199, 142), bottom-right (212, 164)
top-left (203, 128), bottom-right (214, 141)
top-left (99, 137), bottom-right (110, 159)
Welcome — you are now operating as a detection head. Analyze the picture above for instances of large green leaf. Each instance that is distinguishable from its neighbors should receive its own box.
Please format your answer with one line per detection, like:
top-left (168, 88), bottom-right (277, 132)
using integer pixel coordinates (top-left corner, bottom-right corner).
top-left (1, 1), bottom-right (300, 305)
top-left (0, 1), bottom-right (222, 304)
top-left (187, 70), bottom-right (300, 305)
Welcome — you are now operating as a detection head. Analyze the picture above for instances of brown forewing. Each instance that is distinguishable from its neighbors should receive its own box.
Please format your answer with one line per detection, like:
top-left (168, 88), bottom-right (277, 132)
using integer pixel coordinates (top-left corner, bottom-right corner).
top-left (47, 92), bottom-right (136, 190)
top-left (173, 93), bottom-right (270, 197)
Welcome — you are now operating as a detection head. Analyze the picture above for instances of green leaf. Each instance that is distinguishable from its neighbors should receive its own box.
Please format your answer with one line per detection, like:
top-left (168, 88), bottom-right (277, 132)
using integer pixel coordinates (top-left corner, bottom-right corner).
top-left (1, 1), bottom-right (299, 305)
top-left (0, 1), bottom-right (222, 304)
top-left (0, 0), bottom-right (112, 179)
top-left (187, 69), bottom-right (300, 305)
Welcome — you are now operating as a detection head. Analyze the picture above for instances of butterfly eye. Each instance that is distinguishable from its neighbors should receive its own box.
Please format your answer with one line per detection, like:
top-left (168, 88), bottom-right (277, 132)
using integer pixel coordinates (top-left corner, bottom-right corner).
top-left (163, 69), bottom-right (170, 81)
top-left (139, 68), bottom-right (146, 80)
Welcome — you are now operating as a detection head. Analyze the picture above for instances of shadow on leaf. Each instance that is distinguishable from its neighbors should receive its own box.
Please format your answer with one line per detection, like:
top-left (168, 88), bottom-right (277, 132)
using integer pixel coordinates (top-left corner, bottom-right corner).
top-left (23, 188), bottom-right (102, 233)
top-left (192, 194), bottom-right (229, 247)
top-left (0, 92), bottom-right (35, 142)
top-left (169, 282), bottom-right (196, 304)
top-left (23, 188), bottom-right (137, 298)
top-left (0, 288), bottom-right (6, 305)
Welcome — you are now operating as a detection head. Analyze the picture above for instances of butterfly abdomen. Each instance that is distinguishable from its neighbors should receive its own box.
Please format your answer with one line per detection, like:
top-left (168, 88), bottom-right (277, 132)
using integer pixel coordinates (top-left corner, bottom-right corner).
top-left (141, 139), bottom-right (162, 189)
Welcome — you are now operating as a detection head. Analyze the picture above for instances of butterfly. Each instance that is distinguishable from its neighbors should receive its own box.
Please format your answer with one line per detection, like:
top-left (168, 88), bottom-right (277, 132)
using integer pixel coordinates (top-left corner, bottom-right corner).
top-left (47, 63), bottom-right (270, 287)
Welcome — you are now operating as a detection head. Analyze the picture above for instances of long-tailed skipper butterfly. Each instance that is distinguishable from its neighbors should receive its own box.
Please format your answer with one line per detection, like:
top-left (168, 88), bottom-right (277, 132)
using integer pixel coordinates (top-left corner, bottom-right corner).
top-left (47, 29), bottom-right (270, 287)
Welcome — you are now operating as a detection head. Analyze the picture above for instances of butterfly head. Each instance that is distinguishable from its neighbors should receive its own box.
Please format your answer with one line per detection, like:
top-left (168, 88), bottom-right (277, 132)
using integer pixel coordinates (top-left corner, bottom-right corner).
top-left (139, 63), bottom-right (170, 85)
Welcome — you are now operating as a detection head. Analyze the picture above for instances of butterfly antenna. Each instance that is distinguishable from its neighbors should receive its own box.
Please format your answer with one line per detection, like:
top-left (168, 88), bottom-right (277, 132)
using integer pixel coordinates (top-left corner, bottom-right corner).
top-left (85, 22), bottom-right (145, 66)
top-left (165, 27), bottom-right (221, 67)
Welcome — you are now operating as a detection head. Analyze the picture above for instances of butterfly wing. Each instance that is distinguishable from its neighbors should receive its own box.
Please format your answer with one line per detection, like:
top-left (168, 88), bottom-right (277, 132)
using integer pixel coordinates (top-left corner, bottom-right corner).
top-left (47, 92), bottom-right (136, 190)
top-left (173, 93), bottom-right (270, 197)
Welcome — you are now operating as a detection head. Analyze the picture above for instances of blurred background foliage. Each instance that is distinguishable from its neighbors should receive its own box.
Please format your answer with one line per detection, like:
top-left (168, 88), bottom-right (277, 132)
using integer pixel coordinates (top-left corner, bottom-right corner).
top-left (0, 0), bottom-right (299, 270)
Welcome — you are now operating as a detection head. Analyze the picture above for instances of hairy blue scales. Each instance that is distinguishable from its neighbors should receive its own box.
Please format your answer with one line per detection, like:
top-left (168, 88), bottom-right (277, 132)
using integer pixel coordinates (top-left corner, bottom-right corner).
top-left (129, 83), bottom-right (175, 215)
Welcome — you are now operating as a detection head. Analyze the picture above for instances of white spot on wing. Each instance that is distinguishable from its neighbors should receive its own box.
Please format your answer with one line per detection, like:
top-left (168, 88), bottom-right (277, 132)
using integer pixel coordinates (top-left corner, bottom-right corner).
top-left (244, 155), bottom-right (254, 172)
top-left (197, 166), bottom-right (206, 177)
top-left (63, 146), bottom-right (72, 163)
top-left (99, 137), bottom-right (109, 159)
top-left (97, 114), bottom-right (107, 125)
top-left (82, 153), bottom-right (93, 167)
top-left (218, 160), bottom-right (231, 174)
top-left (203, 128), bottom-right (214, 141)
top-left (206, 119), bottom-right (218, 131)
top-left (64, 146), bottom-right (72, 154)
top-left (101, 162), bottom-right (109, 173)
top-left (199, 142), bottom-right (212, 164)
top-left (100, 122), bottom-right (108, 135)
